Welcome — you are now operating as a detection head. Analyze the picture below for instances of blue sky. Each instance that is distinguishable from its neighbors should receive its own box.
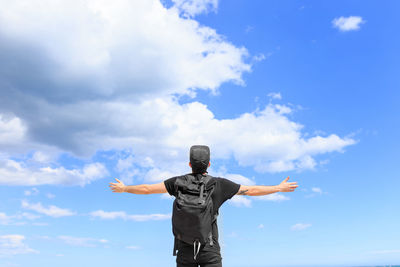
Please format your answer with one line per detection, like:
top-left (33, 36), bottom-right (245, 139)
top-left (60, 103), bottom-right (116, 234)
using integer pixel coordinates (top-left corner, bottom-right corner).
top-left (0, 0), bottom-right (399, 267)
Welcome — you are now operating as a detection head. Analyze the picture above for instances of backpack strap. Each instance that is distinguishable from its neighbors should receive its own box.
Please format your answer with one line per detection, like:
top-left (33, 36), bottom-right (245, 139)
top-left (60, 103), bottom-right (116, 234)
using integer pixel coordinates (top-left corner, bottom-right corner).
top-left (173, 236), bottom-right (177, 256)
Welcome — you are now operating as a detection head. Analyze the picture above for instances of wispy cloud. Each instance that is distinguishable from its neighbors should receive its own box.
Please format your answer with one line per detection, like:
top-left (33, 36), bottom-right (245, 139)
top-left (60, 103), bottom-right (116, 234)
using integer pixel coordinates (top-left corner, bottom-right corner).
top-left (126, 245), bottom-right (141, 250)
top-left (0, 235), bottom-right (39, 258)
top-left (90, 210), bottom-right (171, 221)
top-left (332, 16), bottom-right (366, 32)
top-left (24, 187), bottom-right (39, 196)
top-left (46, 193), bottom-right (56, 199)
top-left (267, 92), bottom-right (282, 100)
top-left (21, 200), bottom-right (76, 217)
top-left (58, 236), bottom-right (108, 247)
top-left (290, 223), bottom-right (312, 231)
top-left (305, 187), bottom-right (327, 198)
top-left (311, 187), bottom-right (322, 194)
top-left (0, 211), bottom-right (41, 225)
top-left (257, 193), bottom-right (290, 202)
top-left (0, 158), bottom-right (108, 186)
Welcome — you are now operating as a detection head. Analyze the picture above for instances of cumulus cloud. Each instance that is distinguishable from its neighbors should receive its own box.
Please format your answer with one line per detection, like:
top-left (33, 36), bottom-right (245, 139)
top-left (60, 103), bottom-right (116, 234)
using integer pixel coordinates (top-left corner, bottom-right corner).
top-left (21, 200), bottom-right (76, 217)
top-left (90, 210), bottom-right (171, 221)
top-left (101, 99), bottom-right (356, 182)
top-left (0, 0), bottom-right (357, 187)
top-left (0, 235), bottom-right (39, 258)
top-left (332, 16), bottom-right (366, 32)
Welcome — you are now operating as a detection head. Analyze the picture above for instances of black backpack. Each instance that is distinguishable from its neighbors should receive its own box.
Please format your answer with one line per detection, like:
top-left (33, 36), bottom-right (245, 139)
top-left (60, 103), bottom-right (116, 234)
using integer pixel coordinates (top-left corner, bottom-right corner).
top-left (172, 173), bottom-right (217, 260)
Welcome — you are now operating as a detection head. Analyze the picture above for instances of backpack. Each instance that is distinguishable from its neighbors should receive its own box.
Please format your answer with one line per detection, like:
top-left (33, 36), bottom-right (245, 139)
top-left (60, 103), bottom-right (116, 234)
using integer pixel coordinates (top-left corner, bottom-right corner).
top-left (172, 173), bottom-right (217, 260)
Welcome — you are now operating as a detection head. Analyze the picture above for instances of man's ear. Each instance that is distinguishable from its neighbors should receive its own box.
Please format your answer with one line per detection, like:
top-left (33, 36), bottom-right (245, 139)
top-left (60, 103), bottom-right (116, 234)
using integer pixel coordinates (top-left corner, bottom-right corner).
top-left (208, 162), bottom-right (211, 167)
top-left (189, 162), bottom-right (192, 168)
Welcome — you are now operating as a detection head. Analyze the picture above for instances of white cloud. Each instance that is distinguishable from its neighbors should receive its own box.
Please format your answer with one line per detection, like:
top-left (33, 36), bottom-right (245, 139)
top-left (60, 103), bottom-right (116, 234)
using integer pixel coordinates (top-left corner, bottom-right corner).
top-left (90, 210), bottom-right (171, 221)
top-left (305, 187), bottom-right (327, 198)
top-left (311, 187), bottom-right (322, 194)
top-left (267, 92), bottom-right (282, 100)
top-left (106, 99), bottom-right (355, 181)
top-left (252, 53), bottom-right (266, 62)
top-left (21, 200), bottom-right (76, 217)
top-left (58, 236), bottom-right (108, 247)
top-left (0, 114), bottom-right (27, 146)
top-left (0, 0), bottom-right (356, 188)
top-left (0, 211), bottom-right (41, 225)
top-left (126, 245), bottom-right (141, 250)
top-left (332, 16), bottom-right (365, 32)
top-left (172, 0), bottom-right (218, 17)
top-left (0, 213), bottom-right (13, 225)
top-left (0, 0), bottom-right (249, 103)
top-left (257, 224), bottom-right (264, 229)
top-left (18, 212), bottom-right (41, 220)
top-left (213, 166), bottom-right (256, 185)
top-left (32, 151), bottom-right (53, 163)
top-left (290, 223), bottom-right (312, 231)
top-left (229, 195), bottom-right (252, 207)
top-left (32, 222), bottom-right (48, 226)
top-left (46, 193), bottom-right (56, 199)
top-left (24, 187), bottom-right (39, 196)
top-left (0, 235), bottom-right (39, 258)
top-left (0, 158), bottom-right (108, 186)
top-left (160, 193), bottom-right (175, 200)
top-left (257, 193), bottom-right (290, 202)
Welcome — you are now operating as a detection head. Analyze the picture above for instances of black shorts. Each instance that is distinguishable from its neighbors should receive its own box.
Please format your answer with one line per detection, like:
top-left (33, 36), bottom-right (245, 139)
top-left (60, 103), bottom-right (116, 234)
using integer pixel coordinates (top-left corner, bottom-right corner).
top-left (176, 241), bottom-right (222, 267)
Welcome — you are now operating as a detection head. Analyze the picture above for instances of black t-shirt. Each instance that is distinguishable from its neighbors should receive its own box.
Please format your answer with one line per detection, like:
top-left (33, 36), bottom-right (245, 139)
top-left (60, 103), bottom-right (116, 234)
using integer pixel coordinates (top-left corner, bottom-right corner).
top-left (164, 174), bottom-right (240, 252)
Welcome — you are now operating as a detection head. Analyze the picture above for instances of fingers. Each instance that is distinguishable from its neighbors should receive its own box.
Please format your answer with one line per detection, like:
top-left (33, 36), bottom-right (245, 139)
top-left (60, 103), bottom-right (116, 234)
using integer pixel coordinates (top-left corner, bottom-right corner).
top-left (109, 179), bottom-right (123, 193)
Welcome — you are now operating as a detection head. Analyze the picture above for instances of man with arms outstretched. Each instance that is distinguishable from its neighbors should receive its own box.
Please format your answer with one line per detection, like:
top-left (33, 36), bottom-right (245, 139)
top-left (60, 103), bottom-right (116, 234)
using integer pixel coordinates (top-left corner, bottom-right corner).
top-left (110, 145), bottom-right (298, 267)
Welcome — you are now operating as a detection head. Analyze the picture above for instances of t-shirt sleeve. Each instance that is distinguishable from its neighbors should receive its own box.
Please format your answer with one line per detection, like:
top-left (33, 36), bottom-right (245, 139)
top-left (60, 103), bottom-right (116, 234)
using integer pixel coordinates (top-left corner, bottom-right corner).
top-left (164, 177), bottom-right (178, 197)
top-left (218, 177), bottom-right (241, 201)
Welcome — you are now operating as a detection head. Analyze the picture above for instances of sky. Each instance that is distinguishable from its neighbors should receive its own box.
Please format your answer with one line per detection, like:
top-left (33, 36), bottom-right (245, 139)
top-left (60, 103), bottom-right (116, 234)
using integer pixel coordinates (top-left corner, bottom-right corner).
top-left (0, 0), bottom-right (399, 266)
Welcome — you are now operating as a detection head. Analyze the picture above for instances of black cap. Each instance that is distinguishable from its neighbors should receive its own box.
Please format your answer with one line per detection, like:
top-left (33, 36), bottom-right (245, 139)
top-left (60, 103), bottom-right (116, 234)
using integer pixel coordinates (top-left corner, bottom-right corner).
top-left (190, 145), bottom-right (210, 174)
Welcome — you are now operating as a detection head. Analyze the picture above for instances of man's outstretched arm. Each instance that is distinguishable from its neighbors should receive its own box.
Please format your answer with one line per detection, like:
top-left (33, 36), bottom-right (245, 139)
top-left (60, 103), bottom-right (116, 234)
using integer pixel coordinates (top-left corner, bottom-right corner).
top-left (236, 176), bottom-right (298, 196)
top-left (109, 178), bottom-right (167, 194)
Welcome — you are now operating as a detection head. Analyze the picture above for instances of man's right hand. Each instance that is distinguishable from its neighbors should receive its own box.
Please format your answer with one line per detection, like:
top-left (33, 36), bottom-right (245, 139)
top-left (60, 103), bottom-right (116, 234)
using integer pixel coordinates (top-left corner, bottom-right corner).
top-left (278, 176), bottom-right (298, 192)
top-left (109, 178), bottom-right (126, 193)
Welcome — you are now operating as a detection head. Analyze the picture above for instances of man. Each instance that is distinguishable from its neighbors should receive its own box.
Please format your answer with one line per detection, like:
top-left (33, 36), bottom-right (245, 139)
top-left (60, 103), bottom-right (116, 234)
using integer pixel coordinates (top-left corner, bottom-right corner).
top-left (109, 145), bottom-right (298, 267)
